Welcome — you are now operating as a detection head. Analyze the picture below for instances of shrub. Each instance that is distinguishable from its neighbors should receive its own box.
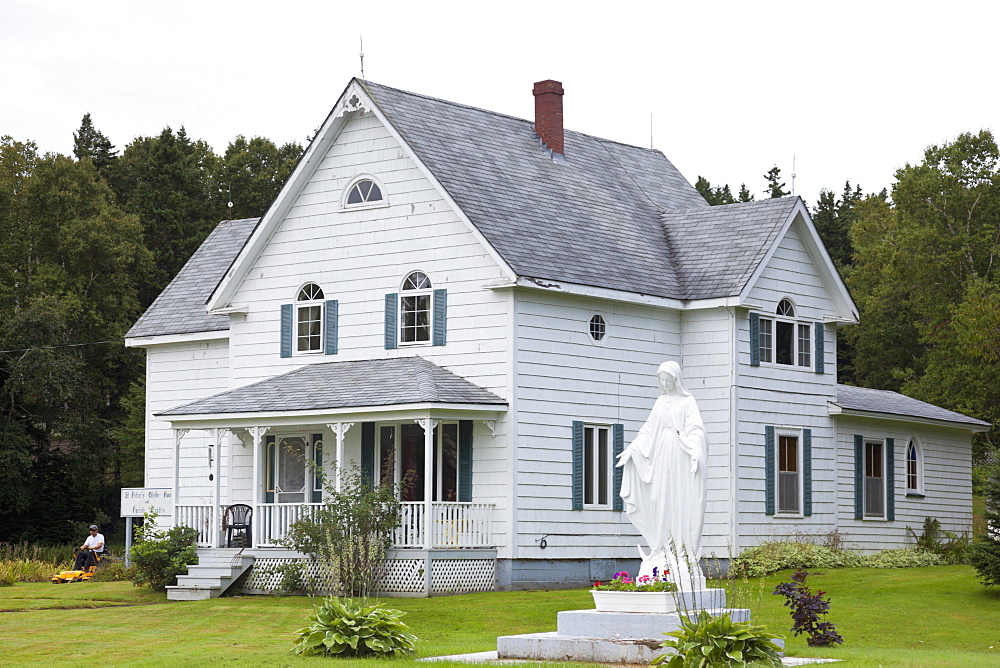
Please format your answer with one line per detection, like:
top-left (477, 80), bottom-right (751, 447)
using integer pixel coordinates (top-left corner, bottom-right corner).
top-left (970, 467), bottom-right (1000, 586)
top-left (653, 610), bottom-right (782, 667)
top-left (0, 559), bottom-right (59, 583)
top-left (730, 542), bottom-right (861, 577)
top-left (291, 596), bottom-right (417, 657)
top-left (906, 517), bottom-right (970, 564)
top-left (281, 465), bottom-right (403, 597)
top-left (773, 569), bottom-right (843, 647)
top-left (129, 513), bottom-right (198, 591)
top-left (858, 548), bottom-right (942, 568)
top-left (90, 561), bottom-right (133, 582)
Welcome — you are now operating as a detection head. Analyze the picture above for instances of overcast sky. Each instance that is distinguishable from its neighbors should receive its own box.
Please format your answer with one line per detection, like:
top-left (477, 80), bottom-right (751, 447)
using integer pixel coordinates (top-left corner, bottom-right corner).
top-left (3, 0), bottom-right (997, 207)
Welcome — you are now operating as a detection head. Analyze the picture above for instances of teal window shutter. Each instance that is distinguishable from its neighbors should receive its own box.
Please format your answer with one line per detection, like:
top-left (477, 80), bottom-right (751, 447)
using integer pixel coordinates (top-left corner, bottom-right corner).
top-left (361, 423), bottom-right (376, 487)
top-left (814, 323), bottom-right (825, 374)
top-left (854, 435), bottom-right (864, 520)
top-left (265, 435), bottom-right (276, 503)
top-left (458, 420), bottom-right (473, 502)
top-left (572, 421), bottom-right (584, 510)
top-left (750, 312), bottom-right (760, 366)
top-left (765, 426), bottom-right (775, 515)
top-left (803, 428), bottom-right (813, 516)
top-left (612, 424), bottom-right (624, 511)
top-left (384, 294), bottom-right (398, 350)
top-left (280, 304), bottom-right (293, 358)
top-left (432, 289), bottom-right (447, 346)
top-left (324, 300), bottom-right (338, 355)
top-left (312, 433), bottom-right (324, 502)
top-left (886, 437), bottom-right (895, 521)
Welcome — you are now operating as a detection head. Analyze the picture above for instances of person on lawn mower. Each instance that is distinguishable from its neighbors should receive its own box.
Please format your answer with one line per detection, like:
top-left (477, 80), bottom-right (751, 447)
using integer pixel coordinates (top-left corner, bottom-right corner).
top-left (74, 525), bottom-right (105, 570)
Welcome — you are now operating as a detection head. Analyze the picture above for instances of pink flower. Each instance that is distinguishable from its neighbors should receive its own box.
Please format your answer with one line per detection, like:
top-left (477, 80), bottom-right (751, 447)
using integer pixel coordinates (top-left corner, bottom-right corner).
top-left (638, 575), bottom-right (650, 584)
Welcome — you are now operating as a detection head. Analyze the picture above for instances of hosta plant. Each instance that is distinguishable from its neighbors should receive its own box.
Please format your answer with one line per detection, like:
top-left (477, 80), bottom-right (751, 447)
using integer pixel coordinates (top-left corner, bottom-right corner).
top-left (291, 596), bottom-right (417, 657)
top-left (653, 610), bottom-right (783, 668)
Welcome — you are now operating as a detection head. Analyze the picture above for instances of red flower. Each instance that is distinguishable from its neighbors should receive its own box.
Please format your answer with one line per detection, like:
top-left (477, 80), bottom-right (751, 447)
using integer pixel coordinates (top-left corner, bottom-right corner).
top-left (593, 581), bottom-right (602, 587)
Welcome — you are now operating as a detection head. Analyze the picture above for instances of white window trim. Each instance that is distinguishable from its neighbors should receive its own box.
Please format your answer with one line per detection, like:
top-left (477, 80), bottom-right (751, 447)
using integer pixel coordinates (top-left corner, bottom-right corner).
top-left (398, 271), bottom-right (434, 347)
top-left (583, 423), bottom-right (614, 509)
top-left (863, 438), bottom-right (888, 520)
top-left (759, 313), bottom-right (812, 369)
top-left (588, 312), bottom-right (609, 346)
top-left (905, 436), bottom-right (925, 496)
top-left (774, 428), bottom-right (804, 518)
top-left (341, 173), bottom-right (388, 211)
top-left (294, 283), bottom-right (325, 355)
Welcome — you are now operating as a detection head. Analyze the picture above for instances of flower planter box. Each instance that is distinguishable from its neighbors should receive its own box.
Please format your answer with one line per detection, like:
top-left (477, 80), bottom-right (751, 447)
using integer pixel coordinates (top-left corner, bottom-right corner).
top-left (591, 590), bottom-right (678, 613)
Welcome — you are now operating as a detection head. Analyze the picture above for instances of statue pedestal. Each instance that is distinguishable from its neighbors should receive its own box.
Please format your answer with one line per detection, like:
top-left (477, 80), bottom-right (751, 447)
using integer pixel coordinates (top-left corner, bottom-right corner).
top-left (497, 589), bottom-right (771, 664)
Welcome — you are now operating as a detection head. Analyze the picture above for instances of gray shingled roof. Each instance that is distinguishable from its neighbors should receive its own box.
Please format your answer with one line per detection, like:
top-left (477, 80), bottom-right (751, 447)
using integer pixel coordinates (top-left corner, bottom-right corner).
top-left (835, 385), bottom-right (990, 429)
top-left (126, 218), bottom-right (258, 338)
top-left (664, 198), bottom-right (798, 300)
top-left (157, 357), bottom-right (507, 416)
top-left (130, 82), bottom-right (804, 338)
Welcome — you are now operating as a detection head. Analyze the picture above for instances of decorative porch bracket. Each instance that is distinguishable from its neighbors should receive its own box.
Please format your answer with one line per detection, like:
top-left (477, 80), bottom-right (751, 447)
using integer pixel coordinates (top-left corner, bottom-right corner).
top-left (326, 422), bottom-right (355, 492)
top-left (483, 420), bottom-right (497, 437)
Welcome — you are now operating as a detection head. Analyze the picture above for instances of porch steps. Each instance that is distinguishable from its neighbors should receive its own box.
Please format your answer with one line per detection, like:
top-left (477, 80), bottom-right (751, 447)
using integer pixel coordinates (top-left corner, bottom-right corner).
top-left (166, 548), bottom-right (254, 601)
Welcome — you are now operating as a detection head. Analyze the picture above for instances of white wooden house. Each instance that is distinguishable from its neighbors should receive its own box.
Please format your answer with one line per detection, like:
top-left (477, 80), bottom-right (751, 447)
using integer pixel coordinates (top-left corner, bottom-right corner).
top-left (125, 78), bottom-right (988, 595)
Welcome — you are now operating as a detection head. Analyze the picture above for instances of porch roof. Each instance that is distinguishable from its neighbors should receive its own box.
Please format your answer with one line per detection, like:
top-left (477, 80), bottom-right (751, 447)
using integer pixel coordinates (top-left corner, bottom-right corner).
top-left (157, 357), bottom-right (506, 419)
top-left (831, 384), bottom-right (990, 431)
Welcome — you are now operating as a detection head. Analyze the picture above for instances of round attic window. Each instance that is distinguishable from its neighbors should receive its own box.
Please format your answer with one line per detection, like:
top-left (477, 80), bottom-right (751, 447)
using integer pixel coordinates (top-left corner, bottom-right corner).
top-left (589, 314), bottom-right (607, 341)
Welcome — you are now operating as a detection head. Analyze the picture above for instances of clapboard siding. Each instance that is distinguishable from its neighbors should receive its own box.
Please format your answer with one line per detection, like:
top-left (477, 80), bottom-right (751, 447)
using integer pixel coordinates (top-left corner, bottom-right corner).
top-left (734, 220), bottom-right (841, 551)
top-left (513, 291), bottom-right (684, 557)
top-left (833, 417), bottom-right (974, 551)
top-left (144, 340), bottom-right (231, 513)
top-left (226, 110), bottom-right (510, 401)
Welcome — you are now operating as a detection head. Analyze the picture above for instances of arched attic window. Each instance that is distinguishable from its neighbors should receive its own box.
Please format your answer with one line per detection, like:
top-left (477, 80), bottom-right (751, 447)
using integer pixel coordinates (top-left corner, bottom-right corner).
top-left (346, 178), bottom-right (383, 205)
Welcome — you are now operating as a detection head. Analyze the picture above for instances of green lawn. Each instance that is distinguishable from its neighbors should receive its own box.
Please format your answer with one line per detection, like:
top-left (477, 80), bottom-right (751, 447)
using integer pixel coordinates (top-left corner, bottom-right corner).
top-left (1, 567), bottom-right (999, 666)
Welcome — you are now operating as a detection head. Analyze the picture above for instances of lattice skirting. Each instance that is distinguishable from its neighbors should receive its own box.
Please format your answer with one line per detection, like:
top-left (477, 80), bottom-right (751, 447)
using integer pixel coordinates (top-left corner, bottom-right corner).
top-left (242, 557), bottom-right (495, 595)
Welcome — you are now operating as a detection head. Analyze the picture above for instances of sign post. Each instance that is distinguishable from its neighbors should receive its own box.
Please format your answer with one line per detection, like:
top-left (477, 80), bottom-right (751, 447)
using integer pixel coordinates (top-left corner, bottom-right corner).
top-left (120, 488), bottom-right (174, 568)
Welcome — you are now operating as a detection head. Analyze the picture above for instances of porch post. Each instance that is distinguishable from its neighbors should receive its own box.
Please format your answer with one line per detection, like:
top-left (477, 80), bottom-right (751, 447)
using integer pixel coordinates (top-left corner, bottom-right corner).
top-left (422, 417), bottom-right (437, 549)
top-left (327, 422), bottom-right (355, 493)
top-left (211, 428), bottom-right (221, 548)
top-left (248, 426), bottom-right (268, 548)
top-left (173, 429), bottom-right (188, 528)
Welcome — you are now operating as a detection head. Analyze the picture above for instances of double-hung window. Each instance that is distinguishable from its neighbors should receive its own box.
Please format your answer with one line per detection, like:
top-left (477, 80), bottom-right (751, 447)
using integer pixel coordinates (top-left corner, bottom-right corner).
top-left (777, 434), bottom-right (800, 514)
top-left (755, 299), bottom-right (813, 369)
top-left (296, 283), bottom-right (324, 353)
top-left (853, 435), bottom-right (895, 520)
top-left (583, 425), bottom-right (612, 507)
top-left (864, 440), bottom-right (886, 517)
top-left (764, 426), bottom-right (812, 517)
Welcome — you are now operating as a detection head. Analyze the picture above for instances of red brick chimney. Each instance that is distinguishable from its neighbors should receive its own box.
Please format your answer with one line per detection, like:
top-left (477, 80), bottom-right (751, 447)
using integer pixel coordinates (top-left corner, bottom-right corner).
top-left (533, 80), bottom-right (564, 155)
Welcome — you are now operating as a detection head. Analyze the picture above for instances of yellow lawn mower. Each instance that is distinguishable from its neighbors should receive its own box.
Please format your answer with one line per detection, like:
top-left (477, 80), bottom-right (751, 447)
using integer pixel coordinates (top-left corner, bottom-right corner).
top-left (51, 547), bottom-right (103, 584)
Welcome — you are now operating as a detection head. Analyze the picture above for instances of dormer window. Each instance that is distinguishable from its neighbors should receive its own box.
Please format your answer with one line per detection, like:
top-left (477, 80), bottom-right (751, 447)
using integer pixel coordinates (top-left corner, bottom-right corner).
top-left (346, 178), bottom-right (383, 205)
top-left (400, 272), bottom-right (433, 344)
top-left (755, 298), bottom-right (812, 368)
top-left (296, 283), bottom-right (325, 352)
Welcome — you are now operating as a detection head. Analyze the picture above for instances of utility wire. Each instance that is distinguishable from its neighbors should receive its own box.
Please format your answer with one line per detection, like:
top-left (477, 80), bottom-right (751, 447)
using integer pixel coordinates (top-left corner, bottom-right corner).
top-left (0, 340), bottom-right (124, 354)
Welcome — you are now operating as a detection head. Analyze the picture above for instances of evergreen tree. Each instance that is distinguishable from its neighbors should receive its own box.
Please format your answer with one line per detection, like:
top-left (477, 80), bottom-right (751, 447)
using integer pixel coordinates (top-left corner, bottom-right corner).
top-left (110, 127), bottom-right (220, 304)
top-left (969, 466), bottom-right (1000, 586)
top-left (72, 113), bottom-right (117, 179)
top-left (764, 165), bottom-right (788, 198)
top-left (694, 176), bottom-right (737, 206)
top-left (216, 135), bottom-right (302, 219)
top-left (812, 181), bottom-right (863, 269)
top-left (738, 183), bottom-right (754, 202)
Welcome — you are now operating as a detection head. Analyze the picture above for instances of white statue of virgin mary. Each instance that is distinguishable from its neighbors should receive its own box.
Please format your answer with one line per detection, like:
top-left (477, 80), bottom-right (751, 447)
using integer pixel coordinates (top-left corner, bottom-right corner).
top-left (617, 361), bottom-right (707, 589)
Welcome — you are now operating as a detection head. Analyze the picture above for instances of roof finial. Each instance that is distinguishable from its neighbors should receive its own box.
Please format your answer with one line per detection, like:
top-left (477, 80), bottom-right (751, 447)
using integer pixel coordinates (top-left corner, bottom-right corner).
top-left (359, 35), bottom-right (365, 80)
top-left (791, 153), bottom-right (797, 195)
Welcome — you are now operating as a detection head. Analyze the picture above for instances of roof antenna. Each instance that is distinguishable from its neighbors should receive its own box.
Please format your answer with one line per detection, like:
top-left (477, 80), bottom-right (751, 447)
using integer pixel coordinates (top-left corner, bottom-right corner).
top-left (219, 183), bottom-right (233, 220)
top-left (359, 35), bottom-right (365, 80)
top-left (791, 153), bottom-right (797, 195)
top-left (650, 112), bottom-right (654, 149)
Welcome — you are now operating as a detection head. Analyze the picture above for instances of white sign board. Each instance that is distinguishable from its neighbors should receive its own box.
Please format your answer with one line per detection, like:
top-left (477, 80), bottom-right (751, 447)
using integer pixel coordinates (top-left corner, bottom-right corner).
top-left (120, 488), bottom-right (174, 517)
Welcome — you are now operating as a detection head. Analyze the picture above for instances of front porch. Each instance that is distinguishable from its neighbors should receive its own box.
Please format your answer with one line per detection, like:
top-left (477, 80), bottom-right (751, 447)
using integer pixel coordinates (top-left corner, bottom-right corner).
top-left (176, 500), bottom-right (496, 550)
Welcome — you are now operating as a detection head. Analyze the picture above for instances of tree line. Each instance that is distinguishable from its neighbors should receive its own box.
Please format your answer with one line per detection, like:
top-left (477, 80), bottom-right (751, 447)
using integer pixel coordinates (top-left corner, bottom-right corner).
top-left (0, 116), bottom-right (302, 542)
top-left (3, 115), bottom-right (998, 543)
top-left (699, 133), bottom-right (1000, 462)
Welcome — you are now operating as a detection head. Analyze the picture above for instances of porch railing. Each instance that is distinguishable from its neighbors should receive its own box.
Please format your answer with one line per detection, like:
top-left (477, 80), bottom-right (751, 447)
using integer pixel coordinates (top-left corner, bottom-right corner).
top-left (170, 501), bottom-right (494, 549)
top-left (175, 505), bottom-right (215, 547)
top-left (393, 502), bottom-right (495, 548)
